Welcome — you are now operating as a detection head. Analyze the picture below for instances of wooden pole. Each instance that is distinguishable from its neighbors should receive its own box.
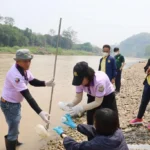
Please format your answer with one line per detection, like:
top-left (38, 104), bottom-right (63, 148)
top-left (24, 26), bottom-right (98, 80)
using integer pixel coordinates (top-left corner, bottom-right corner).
top-left (46, 18), bottom-right (62, 130)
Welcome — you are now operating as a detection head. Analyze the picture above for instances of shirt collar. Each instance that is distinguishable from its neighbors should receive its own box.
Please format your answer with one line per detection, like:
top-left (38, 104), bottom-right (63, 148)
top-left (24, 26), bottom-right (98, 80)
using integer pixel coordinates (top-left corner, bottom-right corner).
top-left (15, 64), bottom-right (24, 76)
top-left (90, 75), bottom-right (95, 86)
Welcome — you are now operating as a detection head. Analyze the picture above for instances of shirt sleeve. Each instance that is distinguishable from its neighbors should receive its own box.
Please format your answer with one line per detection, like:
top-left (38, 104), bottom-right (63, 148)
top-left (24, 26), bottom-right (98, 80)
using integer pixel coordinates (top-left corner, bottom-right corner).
top-left (121, 56), bottom-right (125, 63)
top-left (95, 83), bottom-right (106, 98)
top-left (63, 137), bottom-right (93, 150)
top-left (10, 75), bottom-right (28, 92)
top-left (76, 86), bottom-right (83, 93)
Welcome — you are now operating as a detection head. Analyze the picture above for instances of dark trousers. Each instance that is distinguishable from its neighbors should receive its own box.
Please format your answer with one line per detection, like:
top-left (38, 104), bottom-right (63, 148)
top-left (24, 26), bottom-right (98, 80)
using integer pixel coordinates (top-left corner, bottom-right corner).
top-left (137, 83), bottom-right (150, 119)
top-left (115, 69), bottom-right (122, 92)
top-left (86, 93), bottom-right (118, 125)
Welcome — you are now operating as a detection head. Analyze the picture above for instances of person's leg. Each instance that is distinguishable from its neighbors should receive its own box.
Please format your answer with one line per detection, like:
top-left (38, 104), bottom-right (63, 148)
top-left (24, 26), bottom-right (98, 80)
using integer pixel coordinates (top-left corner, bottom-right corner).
top-left (86, 94), bottom-right (98, 141)
top-left (130, 83), bottom-right (150, 125)
top-left (137, 83), bottom-right (150, 119)
top-left (86, 94), bottom-right (96, 125)
top-left (115, 70), bottom-right (119, 92)
top-left (1, 101), bottom-right (21, 149)
top-left (115, 70), bottom-right (122, 92)
top-left (101, 92), bottom-right (118, 113)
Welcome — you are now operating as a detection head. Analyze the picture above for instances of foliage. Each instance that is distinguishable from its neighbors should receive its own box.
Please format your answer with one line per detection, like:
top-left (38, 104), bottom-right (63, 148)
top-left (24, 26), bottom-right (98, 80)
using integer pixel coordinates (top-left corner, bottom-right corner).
top-left (0, 46), bottom-right (94, 55)
top-left (0, 15), bottom-right (101, 55)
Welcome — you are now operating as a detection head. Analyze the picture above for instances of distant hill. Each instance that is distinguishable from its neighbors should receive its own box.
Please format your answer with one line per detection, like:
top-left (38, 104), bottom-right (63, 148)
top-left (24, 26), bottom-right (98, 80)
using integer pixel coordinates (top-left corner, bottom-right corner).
top-left (118, 33), bottom-right (150, 57)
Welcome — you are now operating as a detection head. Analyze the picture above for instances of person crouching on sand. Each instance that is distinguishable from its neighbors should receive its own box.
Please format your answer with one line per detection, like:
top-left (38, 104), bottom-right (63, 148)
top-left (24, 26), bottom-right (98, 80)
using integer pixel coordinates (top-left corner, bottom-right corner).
top-left (53, 108), bottom-right (129, 150)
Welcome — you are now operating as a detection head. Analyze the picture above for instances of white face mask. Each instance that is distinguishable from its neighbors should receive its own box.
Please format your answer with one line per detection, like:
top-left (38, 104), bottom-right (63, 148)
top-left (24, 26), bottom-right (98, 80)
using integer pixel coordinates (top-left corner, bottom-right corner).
top-left (102, 52), bottom-right (109, 57)
top-left (114, 52), bottom-right (119, 56)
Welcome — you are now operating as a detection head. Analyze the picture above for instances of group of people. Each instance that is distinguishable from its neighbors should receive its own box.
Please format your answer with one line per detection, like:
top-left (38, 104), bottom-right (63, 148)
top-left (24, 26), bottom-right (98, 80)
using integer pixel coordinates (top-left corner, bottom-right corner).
top-left (0, 46), bottom-right (150, 150)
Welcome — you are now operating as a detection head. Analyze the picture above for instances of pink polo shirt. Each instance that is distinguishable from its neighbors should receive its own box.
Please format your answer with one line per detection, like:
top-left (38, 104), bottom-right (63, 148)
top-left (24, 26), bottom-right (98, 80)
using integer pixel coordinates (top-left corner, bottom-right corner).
top-left (2, 64), bottom-right (34, 103)
top-left (76, 71), bottom-right (114, 98)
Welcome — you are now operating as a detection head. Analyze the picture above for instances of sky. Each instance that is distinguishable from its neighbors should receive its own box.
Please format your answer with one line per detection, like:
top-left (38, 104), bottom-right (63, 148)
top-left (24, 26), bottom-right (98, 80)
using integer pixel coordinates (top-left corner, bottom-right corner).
top-left (1, 0), bottom-right (150, 47)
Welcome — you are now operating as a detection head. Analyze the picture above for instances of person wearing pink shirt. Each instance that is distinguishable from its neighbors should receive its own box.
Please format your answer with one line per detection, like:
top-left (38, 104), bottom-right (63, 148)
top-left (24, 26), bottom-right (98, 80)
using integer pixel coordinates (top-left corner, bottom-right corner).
top-left (59, 61), bottom-right (119, 140)
top-left (0, 49), bottom-right (54, 150)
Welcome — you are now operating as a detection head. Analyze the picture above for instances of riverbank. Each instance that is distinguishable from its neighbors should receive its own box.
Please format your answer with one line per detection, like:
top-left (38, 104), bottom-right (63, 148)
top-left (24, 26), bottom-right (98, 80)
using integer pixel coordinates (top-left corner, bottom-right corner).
top-left (42, 61), bottom-right (150, 150)
top-left (0, 46), bottom-right (95, 56)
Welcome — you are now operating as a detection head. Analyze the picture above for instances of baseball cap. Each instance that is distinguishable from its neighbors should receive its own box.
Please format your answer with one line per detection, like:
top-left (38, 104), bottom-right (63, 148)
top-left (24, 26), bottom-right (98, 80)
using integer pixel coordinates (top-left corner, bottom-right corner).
top-left (72, 61), bottom-right (89, 86)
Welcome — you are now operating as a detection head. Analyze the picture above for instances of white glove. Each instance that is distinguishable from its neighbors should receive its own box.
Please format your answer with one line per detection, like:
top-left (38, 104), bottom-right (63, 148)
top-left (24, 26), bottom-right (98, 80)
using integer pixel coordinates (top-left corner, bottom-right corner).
top-left (58, 101), bottom-right (71, 111)
top-left (39, 111), bottom-right (50, 124)
top-left (45, 79), bottom-right (55, 87)
top-left (68, 105), bottom-right (84, 117)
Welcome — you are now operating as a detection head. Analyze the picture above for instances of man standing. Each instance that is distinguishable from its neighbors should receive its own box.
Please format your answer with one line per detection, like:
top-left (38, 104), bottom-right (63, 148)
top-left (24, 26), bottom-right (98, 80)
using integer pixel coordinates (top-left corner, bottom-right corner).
top-left (114, 47), bottom-right (125, 93)
top-left (0, 49), bottom-right (54, 150)
top-left (98, 45), bottom-right (117, 84)
top-left (130, 58), bottom-right (150, 128)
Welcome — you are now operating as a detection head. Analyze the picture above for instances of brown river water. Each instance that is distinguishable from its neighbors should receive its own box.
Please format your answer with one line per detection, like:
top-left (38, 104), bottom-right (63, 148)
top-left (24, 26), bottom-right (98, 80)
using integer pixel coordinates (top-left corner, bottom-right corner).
top-left (0, 54), bottom-right (144, 150)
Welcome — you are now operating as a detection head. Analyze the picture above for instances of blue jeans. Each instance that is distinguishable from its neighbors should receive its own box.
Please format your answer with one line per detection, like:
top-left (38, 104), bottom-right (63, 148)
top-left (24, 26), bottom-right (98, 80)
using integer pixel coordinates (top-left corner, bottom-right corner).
top-left (0, 100), bottom-right (21, 141)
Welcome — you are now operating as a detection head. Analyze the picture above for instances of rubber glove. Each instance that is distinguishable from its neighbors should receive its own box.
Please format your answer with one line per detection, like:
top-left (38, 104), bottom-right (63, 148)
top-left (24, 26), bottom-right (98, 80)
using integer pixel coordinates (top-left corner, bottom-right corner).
top-left (58, 101), bottom-right (71, 111)
top-left (45, 79), bottom-right (55, 87)
top-left (39, 111), bottom-right (50, 123)
top-left (62, 114), bottom-right (77, 129)
top-left (68, 105), bottom-right (84, 117)
top-left (53, 126), bottom-right (64, 135)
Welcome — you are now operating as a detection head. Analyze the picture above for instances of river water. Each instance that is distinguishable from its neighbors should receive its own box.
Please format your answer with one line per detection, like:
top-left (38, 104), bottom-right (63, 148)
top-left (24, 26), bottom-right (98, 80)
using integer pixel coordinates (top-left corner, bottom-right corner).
top-left (0, 54), bottom-right (146, 150)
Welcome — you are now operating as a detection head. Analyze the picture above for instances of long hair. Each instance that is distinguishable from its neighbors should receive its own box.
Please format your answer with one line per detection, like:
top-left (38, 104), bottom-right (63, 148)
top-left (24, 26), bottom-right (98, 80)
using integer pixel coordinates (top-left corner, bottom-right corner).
top-left (85, 67), bottom-right (95, 83)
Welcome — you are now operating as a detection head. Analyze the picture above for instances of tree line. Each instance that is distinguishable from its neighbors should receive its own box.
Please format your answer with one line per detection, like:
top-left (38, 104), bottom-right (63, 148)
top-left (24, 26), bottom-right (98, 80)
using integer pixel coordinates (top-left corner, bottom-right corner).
top-left (0, 15), bottom-right (101, 54)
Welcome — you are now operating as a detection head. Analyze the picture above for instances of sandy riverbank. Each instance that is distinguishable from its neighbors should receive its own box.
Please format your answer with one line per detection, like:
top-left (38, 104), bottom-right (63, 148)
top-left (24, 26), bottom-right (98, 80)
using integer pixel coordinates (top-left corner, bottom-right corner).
top-left (40, 61), bottom-right (150, 150)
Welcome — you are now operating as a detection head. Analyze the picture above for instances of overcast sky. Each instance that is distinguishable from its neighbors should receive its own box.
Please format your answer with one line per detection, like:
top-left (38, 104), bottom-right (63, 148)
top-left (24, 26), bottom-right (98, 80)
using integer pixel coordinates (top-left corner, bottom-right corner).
top-left (1, 0), bottom-right (150, 47)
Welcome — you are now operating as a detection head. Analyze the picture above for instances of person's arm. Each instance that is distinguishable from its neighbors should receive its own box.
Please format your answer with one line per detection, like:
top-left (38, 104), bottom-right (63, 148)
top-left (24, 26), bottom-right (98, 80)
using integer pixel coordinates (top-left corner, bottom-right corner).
top-left (63, 135), bottom-right (93, 150)
top-left (77, 124), bottom-right (96, 140)
top-left (111, 57), bottom-right (117, 83)
top-left (20, 89), bottom-right (42, 114)
top-left (120, 56), bottom-right (125, 70)
top-left (67, 92), bottom-right (83, 107)
top-left (29, 79), bottom-right (46, 87)
top-left (82, 97), bottom-right (103, 111)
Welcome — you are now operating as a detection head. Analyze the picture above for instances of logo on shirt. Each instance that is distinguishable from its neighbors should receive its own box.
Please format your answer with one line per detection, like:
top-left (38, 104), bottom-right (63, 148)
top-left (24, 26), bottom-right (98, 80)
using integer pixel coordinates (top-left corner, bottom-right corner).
top-left (98, 86), bottom-right (104, 92)
top-left (74, 72), bottom-right (78, 76)
top-left (108, 60), bottom-right (111, 63)
top-left (15, 78), bottom-right (20, 83)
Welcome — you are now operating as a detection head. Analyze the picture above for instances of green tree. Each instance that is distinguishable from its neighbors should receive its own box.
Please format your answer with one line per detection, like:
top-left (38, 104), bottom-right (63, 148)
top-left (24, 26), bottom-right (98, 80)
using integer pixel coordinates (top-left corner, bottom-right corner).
top-left (62, 27), bottom-right (77, 44)
top-left (4, 17), bottom-right (15, 26)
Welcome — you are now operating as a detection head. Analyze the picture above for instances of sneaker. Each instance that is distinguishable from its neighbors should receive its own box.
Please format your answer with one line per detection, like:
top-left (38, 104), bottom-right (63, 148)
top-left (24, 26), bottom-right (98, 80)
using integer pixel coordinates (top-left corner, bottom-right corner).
top-left (130, 118), bottom-right (143, 125)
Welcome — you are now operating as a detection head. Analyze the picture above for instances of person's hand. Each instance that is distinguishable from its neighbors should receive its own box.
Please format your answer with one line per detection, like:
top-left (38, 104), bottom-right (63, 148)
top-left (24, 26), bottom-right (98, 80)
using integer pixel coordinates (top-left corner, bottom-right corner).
top-left (62, 114), bottom-right (77, 129)
top-left (45, 79), bottom-right (55, 87)
top-left (53, 126), bottom-right (64, 135)
top-left (39, 111), bottom-right (50, 124)
top-left (68, 105), bottom-right (84, 117)
top-left (58, 101), bottom-right (71, 111)
top-left (58, 101), bottom-right (75, 111)
top-left (111, 78), bottom-right (115, 84)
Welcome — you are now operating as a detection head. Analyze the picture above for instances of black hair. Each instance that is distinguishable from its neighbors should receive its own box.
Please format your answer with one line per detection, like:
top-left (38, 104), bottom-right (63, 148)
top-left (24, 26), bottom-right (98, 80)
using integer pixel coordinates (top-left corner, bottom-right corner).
top-left (94, 108), bottom-right (119, 136)
top-left (103, 45), bottom-right (111, 50)
top-left (114, 47), bottom-right (119, 52)
top-left (86, 67), bottom-right (95, 83)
